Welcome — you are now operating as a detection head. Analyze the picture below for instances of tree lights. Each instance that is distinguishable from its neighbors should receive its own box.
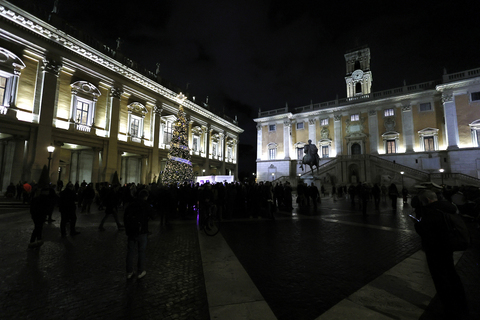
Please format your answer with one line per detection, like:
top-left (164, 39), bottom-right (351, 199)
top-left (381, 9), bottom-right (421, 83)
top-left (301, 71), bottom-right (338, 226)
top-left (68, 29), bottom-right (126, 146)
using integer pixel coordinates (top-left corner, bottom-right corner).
top-left (162, 106), bottom-right (194, 185)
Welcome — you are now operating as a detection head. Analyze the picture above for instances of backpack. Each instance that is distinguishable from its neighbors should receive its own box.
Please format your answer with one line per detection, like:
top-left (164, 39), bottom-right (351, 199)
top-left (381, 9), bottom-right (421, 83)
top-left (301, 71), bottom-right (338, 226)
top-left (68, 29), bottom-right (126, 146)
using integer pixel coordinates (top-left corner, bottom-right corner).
top-left (439, 209), bottom-right (470, 251)
top-left (124, 201), bottom-right (143, 236)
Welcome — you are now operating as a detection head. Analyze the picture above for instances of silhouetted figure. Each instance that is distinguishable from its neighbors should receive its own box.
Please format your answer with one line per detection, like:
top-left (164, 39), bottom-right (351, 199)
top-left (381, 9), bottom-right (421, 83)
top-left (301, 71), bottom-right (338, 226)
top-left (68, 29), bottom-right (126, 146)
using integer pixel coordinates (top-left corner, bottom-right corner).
top-left (28, 188), bottom-right (51, 248)
top-left (59, 183), bottom-right (80, 237)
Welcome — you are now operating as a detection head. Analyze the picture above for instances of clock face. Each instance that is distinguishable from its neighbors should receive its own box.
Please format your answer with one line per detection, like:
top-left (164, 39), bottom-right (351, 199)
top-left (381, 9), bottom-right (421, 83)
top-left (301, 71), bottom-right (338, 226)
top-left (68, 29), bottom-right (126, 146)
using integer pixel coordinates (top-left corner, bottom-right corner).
top-left (352, 69), bottom-right (364, 80)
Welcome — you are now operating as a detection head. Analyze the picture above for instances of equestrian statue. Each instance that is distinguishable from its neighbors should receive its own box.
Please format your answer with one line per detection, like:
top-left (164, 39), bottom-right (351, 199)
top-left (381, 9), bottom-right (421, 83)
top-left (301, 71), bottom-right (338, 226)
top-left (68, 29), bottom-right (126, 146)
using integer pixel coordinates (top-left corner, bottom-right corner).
top-left (300, 139), bottom-right (320, 174)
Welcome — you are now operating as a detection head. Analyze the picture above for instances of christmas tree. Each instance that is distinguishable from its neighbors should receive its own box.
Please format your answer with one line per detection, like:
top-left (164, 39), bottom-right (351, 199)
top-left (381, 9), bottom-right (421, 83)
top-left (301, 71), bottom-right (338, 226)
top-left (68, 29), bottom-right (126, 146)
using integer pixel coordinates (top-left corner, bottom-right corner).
top-left (162, 105), bottom-right (194, 185)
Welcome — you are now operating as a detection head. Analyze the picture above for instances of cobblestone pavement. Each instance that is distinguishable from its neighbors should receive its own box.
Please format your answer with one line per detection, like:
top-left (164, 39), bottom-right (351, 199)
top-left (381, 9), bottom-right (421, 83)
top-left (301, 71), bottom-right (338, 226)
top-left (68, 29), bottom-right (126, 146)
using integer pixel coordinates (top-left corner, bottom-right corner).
top-left (1, 196), bottom-right (479, 320)
top-left (0, 206), bottom-right (209, 320)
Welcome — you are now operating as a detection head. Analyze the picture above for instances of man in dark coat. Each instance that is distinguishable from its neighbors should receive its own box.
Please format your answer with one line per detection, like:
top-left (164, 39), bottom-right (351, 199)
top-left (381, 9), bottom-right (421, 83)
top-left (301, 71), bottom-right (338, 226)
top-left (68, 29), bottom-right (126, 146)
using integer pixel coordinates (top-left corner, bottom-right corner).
top-left (59, 183), bottom-right (80, 237)
top-left (28, 187), bottom-right (51, 248)
top-left (124, 189), bottom-right (153, 279)
top-left (414, 190), bottom-right (468, 319)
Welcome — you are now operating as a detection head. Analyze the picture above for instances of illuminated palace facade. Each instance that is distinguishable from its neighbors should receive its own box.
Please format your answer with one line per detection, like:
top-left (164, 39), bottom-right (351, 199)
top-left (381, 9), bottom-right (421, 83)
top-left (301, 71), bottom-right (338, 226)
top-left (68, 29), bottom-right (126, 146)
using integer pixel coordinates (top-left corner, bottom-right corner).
top-left (255, 46), bottom-right (480, 188)
top-left (0, 1), bottom-right (243, 193)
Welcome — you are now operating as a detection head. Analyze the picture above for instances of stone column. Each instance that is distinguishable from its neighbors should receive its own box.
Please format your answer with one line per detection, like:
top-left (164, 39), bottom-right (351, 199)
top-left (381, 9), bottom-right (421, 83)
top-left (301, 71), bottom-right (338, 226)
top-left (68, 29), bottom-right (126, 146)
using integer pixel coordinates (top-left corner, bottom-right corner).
top-left (149, 106), bottom-right (162, 182)
top-left (188, 119), bottom-right (194, 150)
top-left (283, 120), bottom-right (292, 160)
top-left (308, 118), bottom-right (317, 144)
top-left (30, 59), bottom-right (62, 181)
top-left (256, 123), bottom-right (263, 160)
top-left (91, 147), bottom-right (100, 185)
top-left (105, 87), bottom-right (123, 182)
top-left (368, 110), bottom-right (379, 154)
top-left (334, 114), bottom-right (343, 156)
top-left (50, 141), bottom-right (63, 183)
top-left (205, 127), bottom-right (212, 173)
top-left (11, 138), bottom-right (25, 184)
top-left (401, 105), bottom-right (414, 152)
top-left (442, 93), bottom-right (459, 150)
top-left (234, 139), bottom-right (239, 179)
top-left (220, 132), bottom-right (226, 174)
top-left (140, 156), bottom-right (148, 184)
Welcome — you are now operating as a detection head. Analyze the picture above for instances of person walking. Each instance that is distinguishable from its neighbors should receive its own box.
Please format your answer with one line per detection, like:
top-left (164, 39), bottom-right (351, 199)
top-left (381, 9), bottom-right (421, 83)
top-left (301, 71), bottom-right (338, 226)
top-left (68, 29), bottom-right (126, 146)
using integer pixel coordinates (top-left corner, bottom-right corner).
top-left (124, 189), bottom-right (153, 279)
top-left (414, 190), bottom-right (469, 319)
top-left (309, 182), bottom-right (320, 211)
top-left (59, 183), bottom-right (80, 237)
top-left (99, 185), bottom-right (124, 231)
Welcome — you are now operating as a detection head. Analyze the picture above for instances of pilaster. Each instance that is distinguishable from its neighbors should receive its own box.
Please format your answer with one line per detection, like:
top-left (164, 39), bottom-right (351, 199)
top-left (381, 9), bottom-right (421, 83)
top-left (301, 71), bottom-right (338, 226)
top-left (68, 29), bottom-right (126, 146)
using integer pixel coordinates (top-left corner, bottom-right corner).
top-left (334, 115), bottom-right (343, 156)
top-left (442, 93), bottom-right (460, 150)
top-left (368, 110), bottom-right (378, 154)
top-left (401, 105), bottom-right (414, 152)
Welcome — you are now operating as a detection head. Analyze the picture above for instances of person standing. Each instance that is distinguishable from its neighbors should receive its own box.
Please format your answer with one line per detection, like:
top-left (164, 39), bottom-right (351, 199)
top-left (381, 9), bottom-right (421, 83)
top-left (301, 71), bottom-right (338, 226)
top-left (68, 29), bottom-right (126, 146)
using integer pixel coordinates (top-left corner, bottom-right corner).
top-left (309, 182), bottom-right (320, 211)
top-left (81, 183), bottom-right (95, 214)
top-left (124, 189), bottom-right (152, 279)
top-left (414, 190), bottom-right (469, 319)
top-left (59, 183), bottom-right (80, 237)
top-left (28, 187), bottom-right (51, 248)
top-left (388, 183), bottom-right (399, 211)
top-left (284, 181), bottom-right (293, 210)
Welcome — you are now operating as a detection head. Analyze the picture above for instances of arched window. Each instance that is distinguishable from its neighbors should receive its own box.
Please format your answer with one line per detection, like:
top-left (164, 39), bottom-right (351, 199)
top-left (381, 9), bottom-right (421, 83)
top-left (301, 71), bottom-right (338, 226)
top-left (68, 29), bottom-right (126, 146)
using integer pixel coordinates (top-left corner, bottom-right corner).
top-left (355, 82), bottom-right (362, 94)
top-left (351, 143), bottom-right (361, 155)
top-left (354, 60), bottom-right (361, 70)
top-left (70, 81), bottom-right (101, 132)
top-left (127, 102), bottom-right (148, 142)
top-left (267, 142), bottom-right (278, 160)
top-left (0, 47), bottom-right (26, 114)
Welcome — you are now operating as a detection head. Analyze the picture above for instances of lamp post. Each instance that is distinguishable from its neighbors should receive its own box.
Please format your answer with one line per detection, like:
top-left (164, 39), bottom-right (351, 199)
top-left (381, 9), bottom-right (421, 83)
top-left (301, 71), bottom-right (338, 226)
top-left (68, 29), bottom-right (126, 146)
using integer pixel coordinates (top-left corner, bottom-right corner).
top-left (439, 168), bottom-right (444, 186)
top-left (400, 171), bottom-right (404, 188)
top-left (47, 144), bottom-right (55, 172)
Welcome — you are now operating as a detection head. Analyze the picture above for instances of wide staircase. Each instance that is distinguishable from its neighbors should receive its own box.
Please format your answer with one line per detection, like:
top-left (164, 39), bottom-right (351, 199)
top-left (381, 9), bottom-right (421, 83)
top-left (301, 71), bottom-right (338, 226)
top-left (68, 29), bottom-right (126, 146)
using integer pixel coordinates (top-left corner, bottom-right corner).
top-left (275, 154), bottom-right (480, 190)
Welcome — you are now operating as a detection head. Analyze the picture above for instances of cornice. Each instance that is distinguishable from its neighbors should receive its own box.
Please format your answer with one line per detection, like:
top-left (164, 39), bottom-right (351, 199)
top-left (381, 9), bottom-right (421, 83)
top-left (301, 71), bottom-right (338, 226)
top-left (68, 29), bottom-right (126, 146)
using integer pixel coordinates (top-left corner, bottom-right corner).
top-left (253, 113), bottom-right (292, 122)
top-left (436, 78), bottom-right (480, 92)
top-left (0, 2), bottom-right (243, 134)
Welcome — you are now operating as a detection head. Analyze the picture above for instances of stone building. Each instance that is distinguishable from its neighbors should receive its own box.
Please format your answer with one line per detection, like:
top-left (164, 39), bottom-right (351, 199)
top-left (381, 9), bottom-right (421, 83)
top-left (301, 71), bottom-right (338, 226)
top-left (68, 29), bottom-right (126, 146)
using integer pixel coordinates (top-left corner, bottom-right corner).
top-left (0, 1), bottom-right (243, 193)
top-left (255, 46), bottom-right (480, 188)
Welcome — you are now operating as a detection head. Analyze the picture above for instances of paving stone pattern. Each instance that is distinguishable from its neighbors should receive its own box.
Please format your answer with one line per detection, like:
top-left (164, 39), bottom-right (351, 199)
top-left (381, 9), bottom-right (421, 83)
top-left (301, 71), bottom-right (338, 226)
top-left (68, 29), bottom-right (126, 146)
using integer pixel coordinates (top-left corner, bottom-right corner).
top-left (221, 211), bottom-right (422, 320)
top-left (0, 210), bottom-right (209, 320)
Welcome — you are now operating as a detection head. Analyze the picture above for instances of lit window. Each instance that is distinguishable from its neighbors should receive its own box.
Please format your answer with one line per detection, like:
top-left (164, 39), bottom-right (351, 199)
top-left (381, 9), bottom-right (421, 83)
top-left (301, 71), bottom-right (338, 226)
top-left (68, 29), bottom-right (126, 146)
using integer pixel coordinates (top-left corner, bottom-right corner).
top-left (269, 124), bottom-right (276, 132)
top-left (322, 145), bottom-right (329, 158)
top-left (75, 100), bottom-right (90, 125)
top-left (351, 114), bottom-right (360, 121)
top-left (70, 81), bottom-right (100, 129)
top-left (163, 122), bottom-right (173, 144)
top-left (471, 92), bottom-right (480, 101)
top-left (384, 108), bottom-right (394, 117)
top-left (386, 140), bottom-right (396, 154)
top-left (0, 76), bottom-right (6, 105)
top-left (269, 148), bottom-right (276, 160)
top-left (296, 122), bottom-right (304, 130)
top-left (424, 136), bottom-right (435, 151)
top-left (192, 136), bottom-right (199, 152)
top-left (420, 102), bottom-right (432, 111)
top-left (321, 118), bottom-right (329, 126)
top-left (130, 118), bottom-right (140, 137)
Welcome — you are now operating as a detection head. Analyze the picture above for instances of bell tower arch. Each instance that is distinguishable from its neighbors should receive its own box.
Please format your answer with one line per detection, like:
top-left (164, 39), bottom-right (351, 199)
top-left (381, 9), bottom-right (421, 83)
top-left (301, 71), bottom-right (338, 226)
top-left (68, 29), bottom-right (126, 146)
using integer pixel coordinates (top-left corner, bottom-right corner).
top-left (345, 46), bottom-right (373, 98)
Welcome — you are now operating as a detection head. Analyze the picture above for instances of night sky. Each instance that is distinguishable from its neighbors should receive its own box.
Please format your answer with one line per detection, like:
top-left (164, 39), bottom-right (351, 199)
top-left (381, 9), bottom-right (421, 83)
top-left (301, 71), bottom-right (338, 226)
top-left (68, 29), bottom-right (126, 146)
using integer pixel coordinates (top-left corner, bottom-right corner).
top-left (8, 0), bottom-right (480, 176)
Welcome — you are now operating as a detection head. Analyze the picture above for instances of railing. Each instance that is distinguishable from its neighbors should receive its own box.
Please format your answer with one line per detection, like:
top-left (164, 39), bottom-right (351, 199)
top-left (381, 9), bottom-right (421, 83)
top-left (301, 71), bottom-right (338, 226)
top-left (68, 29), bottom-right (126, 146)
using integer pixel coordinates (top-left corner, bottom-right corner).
top-left (443, 67), bottom-right (480, 83)
top-left (75, 123), bottom-right (91, 132)
top-left (367, 155), bottom-right (430, 180)
top-left (431, 172), bottom-right (480, 187)
top-left (299, 158), bottom-right (338, 178)
top-left (258, 106), bottom-right (289, 117)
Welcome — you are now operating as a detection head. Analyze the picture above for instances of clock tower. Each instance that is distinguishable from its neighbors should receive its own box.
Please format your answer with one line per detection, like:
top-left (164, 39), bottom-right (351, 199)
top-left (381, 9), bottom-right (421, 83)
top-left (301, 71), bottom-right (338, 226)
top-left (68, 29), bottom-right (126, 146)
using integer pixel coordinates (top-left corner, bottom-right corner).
top-left (345, 46), bottom-right (373, 98)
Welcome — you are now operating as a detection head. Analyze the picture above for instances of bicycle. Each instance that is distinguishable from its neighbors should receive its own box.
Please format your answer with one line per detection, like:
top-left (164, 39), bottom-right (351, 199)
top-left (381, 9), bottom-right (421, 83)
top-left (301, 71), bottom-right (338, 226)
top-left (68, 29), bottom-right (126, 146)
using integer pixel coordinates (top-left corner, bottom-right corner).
top-left (197, 201), bottom-right (221, 236)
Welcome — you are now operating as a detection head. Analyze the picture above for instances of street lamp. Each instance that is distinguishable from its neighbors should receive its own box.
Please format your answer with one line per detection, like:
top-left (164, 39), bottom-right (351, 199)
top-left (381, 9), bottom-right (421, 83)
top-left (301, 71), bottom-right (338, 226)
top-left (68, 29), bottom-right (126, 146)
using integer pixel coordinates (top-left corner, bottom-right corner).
top-left (439, 168), bottom-right (444, 186)
top-left (400, 171), bottom-right (404, 188)
top-left (47, 144), bottom-right (55, 172)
